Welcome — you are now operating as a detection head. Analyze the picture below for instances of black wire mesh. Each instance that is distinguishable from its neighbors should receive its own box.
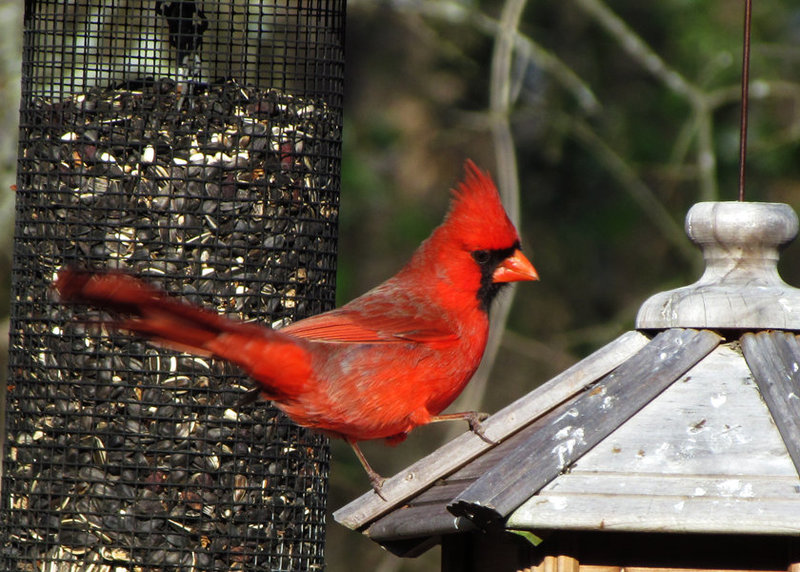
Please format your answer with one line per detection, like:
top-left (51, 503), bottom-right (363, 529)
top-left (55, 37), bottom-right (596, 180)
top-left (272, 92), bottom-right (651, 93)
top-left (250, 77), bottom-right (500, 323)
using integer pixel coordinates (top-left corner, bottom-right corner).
top-left (3, 1), bottom-right (344, 570)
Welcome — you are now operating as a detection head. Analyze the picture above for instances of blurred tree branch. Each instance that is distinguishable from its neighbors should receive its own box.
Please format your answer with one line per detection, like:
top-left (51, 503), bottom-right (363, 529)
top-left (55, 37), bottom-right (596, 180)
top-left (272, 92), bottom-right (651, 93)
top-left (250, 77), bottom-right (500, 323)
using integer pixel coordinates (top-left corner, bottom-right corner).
top-left (568, 117), bottom-right (700, 268)
top-left (573, 0), bottom-right (800, 204)
top-left (572, 0), bottom-right (718, 200)
top-left (444, 0), bottom-right (527, 437)
top-left (353, 0), bottom-right (600, 114)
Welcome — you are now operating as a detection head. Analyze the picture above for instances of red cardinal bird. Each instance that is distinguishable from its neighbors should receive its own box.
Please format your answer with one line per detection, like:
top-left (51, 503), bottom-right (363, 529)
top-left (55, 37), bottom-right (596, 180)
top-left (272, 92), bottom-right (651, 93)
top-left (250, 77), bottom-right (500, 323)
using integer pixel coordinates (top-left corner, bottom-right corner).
top-left (54, 161), bottom-right (538, 495)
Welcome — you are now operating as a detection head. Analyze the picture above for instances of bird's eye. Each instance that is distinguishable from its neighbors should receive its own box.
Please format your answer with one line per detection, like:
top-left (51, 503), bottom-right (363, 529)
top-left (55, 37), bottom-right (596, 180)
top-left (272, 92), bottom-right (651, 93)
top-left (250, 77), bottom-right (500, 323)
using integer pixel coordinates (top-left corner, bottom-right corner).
top-left (472, 250), bottom-right (490, 264)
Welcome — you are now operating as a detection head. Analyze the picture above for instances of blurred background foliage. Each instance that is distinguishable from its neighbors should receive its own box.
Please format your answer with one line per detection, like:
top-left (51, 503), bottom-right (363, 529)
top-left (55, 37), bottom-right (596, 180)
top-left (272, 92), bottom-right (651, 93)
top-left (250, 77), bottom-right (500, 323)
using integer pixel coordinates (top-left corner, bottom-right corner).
top-left (2, 0), bottom-right (800, 570)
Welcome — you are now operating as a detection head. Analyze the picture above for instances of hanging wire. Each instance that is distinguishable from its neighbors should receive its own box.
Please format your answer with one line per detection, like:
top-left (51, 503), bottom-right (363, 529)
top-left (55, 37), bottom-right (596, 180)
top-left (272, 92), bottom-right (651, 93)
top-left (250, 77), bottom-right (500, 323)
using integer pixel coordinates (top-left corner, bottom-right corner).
top-left (738, 0), bottom-right (753, 201)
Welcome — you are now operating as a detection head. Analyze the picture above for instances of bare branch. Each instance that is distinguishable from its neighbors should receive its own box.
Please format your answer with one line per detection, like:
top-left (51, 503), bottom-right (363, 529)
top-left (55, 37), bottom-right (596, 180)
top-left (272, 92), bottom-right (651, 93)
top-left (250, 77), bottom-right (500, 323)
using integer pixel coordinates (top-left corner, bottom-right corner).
top-left (573, 0), bottom-right (719, 199)
top-left (354, 0), bottom-right (600, 113)
top-left (573, 0), bottom-right (699, 102)
top-left (569, 118), bottom-right (699, 267)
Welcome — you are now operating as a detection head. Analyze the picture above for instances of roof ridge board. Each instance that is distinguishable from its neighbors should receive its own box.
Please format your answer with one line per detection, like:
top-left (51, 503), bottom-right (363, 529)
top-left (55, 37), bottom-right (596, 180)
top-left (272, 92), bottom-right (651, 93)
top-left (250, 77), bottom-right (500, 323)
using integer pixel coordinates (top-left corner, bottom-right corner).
top-left (446, 328), bottom-right (723, 528)
top-left (366, 504), bottom-right (477, 543)
top-left (742, 330), bottom-right (800, 476)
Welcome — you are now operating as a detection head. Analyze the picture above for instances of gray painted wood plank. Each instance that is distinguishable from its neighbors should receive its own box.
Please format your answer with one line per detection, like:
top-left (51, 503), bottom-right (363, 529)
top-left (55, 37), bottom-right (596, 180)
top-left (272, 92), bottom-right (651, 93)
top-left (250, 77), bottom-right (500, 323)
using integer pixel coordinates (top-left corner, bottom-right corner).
top-left (447, 329), bottom-right (721, 526)
top-left (573, 343), bottom-right (797, 477)
top-left (441, 412), bottom-right (571, 482)
top-left (334, 330), bottom-right (650, 530)
top-left (508, 491), bottom-right (800, 534)
top-left (505, 343), bottom-right (800, 535)
top-left (407, 481), bottom-right (471, 505)
top-left (533, 472), bottom-right (800, 498)
top-left (742, 331), bottom-right (800, 477)
top-left (366, 505), bottom-right (477, 541)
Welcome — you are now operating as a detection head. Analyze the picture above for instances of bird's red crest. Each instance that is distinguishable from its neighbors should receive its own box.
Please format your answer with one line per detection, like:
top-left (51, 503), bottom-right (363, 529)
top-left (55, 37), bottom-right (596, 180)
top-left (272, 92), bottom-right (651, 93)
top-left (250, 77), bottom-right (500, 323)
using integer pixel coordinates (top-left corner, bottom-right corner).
top-left (443, 160), bottom-right (520, 250)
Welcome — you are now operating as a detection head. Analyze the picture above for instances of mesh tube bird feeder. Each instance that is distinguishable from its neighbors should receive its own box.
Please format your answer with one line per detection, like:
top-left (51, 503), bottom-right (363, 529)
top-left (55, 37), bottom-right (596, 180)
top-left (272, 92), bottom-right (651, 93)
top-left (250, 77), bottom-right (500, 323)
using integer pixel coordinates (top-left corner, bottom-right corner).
top-left (2, 1), bottom-right (345, 570)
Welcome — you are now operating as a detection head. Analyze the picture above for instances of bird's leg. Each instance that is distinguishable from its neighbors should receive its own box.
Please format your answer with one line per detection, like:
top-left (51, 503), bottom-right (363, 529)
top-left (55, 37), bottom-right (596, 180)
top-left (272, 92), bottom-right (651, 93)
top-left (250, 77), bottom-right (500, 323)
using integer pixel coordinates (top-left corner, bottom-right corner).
top-left (429, 411), bottom-right (496, 445)
top-left (346, 438), bottom-right (387, 500)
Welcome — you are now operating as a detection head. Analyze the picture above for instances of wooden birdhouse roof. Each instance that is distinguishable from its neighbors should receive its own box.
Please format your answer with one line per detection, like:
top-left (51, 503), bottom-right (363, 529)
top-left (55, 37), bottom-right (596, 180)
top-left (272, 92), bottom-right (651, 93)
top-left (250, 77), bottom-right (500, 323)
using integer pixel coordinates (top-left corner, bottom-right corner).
top-left (333, 201), bottom-right (800, 558)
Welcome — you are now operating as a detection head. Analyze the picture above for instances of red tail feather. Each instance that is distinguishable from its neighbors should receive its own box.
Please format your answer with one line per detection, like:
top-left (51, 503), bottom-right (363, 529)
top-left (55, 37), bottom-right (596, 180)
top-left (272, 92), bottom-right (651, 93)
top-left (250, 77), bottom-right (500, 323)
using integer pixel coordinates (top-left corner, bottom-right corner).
top-left (54, 268), bottom-right (312, 397)
top-left (55, 268), bottom-right (255, 350)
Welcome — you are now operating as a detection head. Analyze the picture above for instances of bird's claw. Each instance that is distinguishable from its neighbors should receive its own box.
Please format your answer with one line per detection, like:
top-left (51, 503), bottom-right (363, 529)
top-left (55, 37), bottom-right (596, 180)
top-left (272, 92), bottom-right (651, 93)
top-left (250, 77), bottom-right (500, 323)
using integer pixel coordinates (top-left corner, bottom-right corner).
top-left (369, 473), bottom-right (387, 501)
top-left (466, 412), bottom-right (496, 445)
top-left (347, 439), bottom-right (389, 500)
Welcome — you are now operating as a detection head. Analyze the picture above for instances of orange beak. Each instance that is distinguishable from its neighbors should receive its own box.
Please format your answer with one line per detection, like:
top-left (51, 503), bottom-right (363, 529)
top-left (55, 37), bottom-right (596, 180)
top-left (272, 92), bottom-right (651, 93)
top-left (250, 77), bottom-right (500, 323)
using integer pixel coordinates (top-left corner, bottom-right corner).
top-left (492, 249), bottom-right (539, 283)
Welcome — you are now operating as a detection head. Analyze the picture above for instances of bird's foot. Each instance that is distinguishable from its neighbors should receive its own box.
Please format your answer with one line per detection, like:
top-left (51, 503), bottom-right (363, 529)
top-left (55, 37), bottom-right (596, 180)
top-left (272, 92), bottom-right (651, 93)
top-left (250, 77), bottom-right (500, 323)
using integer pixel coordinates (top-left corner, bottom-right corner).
top-left (429, 411), bottom-right (497, 445)
top-left (367, 471), bottom-right (387, 501)
top-left (463, 411), bottom-right (496, 445)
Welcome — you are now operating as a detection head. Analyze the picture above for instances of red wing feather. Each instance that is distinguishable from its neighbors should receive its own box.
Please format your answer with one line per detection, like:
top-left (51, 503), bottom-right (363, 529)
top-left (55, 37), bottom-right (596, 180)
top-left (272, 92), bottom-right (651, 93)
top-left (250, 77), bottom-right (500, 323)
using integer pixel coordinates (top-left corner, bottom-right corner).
top-left (280, 310), bottom-right (458, 345)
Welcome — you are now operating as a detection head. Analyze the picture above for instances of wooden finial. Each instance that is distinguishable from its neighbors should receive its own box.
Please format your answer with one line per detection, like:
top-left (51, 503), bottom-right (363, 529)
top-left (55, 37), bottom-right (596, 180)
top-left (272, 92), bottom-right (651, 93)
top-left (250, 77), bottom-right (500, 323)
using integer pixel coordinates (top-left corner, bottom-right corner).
top-left (637, 202), bottom-right (800, 329)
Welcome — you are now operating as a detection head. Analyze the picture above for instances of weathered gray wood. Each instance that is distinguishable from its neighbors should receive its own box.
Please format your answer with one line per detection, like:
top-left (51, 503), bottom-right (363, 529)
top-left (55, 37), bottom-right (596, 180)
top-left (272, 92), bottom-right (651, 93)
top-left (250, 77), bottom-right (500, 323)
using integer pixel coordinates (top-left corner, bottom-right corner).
top-left (508, 479), bottom-right (800, 534)
top-left (506, 342), bottom-right (800, 535)
top-left (334, 330), bottom-right (649, 530)
top-left (366, 505), bottom-right (476, 542)
top-left (742, 331), bottom-right (800, 476)
top-left (533, 472), bottom-right (800, 498)
top-left (447, 329), bottom-right (721, 526)
top-left (637, 202), bottom-right (800, 329)
top-left (408, 480), bottom-right (471, 505)
top-left (360, 424), bottom-right (557, 542)
top-left (572, 343), bottom-right (797, 477)
top-left (379, 536), bottom-right (441, 559)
